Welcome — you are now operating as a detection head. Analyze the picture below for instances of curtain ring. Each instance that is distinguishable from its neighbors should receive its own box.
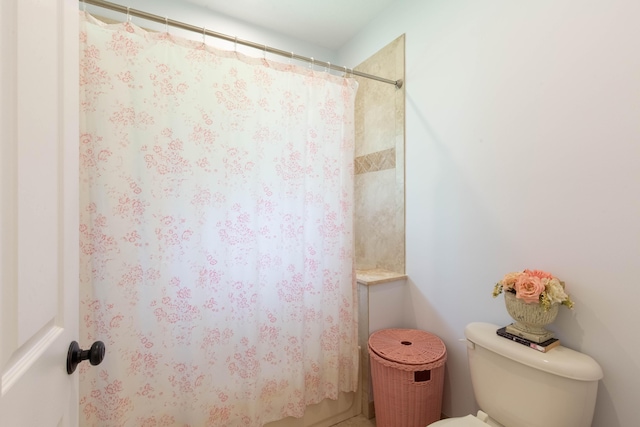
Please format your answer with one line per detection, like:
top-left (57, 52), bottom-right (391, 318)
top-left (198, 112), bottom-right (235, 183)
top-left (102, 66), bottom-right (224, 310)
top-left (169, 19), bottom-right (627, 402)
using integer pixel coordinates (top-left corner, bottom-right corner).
top-left (234, 36), bottom-right (238, 52)
top-left (310, 57), bottom-right (314, 69)
top-left (126, 7), bottom-right (131, 22)
top-left (327, 62), bottom-right (331, 74)
top-left (202, 26), bottom-right (206, 45)
top-left (165, 16), bottom-right (169, 33)
top-left (343, 65), bottom-right (347, 77)
top-left (263, 44), bottom-right (267, 60)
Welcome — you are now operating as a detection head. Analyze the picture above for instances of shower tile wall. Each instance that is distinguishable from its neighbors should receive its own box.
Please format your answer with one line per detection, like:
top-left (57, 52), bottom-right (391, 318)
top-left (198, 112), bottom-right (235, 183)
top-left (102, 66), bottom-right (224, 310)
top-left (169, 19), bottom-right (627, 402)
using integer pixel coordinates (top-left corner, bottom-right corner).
top-left (354, 35), bottom-right (405, 275)
top-left (354, 34), bottom-right (406, 420)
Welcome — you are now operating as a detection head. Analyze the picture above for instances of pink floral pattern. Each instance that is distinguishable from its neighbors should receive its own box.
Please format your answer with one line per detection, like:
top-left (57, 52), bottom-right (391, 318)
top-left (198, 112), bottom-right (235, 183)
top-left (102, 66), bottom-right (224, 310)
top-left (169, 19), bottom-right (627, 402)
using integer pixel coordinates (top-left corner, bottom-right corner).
top-left (79, 12), bottom-right (358, 426)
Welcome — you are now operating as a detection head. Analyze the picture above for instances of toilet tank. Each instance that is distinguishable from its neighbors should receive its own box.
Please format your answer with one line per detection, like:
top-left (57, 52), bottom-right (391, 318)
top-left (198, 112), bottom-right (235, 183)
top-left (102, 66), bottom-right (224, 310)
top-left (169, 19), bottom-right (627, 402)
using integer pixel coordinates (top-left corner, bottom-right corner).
top-left (465, 322), bottom-right (603, 427)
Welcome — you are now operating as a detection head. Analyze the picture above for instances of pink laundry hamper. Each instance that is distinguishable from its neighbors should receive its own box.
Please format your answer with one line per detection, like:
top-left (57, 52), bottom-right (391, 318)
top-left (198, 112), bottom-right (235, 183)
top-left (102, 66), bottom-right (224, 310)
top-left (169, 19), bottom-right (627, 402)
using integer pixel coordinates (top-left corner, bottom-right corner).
top-left (368, 328), bottom-right (447, 427)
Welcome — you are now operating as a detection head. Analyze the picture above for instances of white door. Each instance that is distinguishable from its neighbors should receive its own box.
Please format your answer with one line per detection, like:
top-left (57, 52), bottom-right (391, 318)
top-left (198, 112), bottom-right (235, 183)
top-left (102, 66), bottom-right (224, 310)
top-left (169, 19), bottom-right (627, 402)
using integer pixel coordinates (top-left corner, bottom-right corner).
top-left (0, 0), bottom-right (80, 426)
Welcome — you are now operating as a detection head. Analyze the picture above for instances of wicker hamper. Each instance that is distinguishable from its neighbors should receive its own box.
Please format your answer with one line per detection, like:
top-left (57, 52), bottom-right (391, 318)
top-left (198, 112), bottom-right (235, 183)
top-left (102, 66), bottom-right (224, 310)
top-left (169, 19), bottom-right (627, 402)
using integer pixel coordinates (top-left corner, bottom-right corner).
top-left (368, 328), bottom-right (447, 427)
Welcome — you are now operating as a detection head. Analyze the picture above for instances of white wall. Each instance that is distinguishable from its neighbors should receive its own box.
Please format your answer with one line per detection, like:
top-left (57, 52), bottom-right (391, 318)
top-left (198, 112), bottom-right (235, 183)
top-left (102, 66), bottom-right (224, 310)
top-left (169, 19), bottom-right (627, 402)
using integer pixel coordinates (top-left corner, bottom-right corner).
top-left (339, 1), bottom-right (640, 426)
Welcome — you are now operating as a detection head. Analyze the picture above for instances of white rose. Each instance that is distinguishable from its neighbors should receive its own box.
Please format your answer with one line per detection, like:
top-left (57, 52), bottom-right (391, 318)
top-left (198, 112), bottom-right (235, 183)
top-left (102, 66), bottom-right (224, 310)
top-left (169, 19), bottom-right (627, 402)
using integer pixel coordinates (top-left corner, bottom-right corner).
top-left (544, 278), bottom-right (568, 304)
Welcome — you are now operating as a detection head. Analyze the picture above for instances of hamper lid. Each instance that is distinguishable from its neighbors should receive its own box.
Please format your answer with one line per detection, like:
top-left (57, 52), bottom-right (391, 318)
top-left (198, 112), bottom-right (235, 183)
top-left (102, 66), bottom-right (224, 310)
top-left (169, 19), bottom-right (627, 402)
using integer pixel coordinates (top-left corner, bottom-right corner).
top-left (369, 328), bottom-right (446, 365)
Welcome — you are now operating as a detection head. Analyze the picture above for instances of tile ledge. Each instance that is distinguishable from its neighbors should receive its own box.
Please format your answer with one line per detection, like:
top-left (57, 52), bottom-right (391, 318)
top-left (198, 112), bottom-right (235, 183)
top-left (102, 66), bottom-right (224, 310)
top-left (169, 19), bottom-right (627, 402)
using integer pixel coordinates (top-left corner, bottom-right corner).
top-left (356, 269), bottom-right (407, 286)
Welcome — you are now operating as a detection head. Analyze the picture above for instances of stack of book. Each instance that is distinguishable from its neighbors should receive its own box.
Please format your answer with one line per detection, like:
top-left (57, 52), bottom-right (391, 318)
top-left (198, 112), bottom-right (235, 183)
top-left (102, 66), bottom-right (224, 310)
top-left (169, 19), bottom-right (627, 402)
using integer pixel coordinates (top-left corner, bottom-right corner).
top-left (496, 326), bottom-right (560, 353)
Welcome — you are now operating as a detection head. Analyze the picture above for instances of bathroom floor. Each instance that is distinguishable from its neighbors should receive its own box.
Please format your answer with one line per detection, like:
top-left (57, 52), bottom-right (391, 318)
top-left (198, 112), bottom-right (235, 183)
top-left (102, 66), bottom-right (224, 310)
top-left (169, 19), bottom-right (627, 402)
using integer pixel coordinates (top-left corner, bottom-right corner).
top-left (331, 415), bottom-right (376, 426)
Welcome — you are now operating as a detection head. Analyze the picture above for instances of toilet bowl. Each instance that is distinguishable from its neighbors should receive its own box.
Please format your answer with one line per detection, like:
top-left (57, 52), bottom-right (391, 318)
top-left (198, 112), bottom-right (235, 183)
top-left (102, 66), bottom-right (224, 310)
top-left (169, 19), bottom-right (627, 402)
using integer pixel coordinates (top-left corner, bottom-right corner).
top-left (430, 410), bottom-right (503, 426)
top-left (430, 322), bottom-right (602, 427)
top-left (430, 412), bottom-right (493, 426)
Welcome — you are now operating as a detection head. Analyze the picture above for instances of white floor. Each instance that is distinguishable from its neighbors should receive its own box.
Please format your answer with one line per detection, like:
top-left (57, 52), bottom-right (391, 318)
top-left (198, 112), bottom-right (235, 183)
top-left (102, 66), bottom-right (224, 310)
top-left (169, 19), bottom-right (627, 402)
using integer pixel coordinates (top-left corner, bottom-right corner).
top-left (331, 414), bottom-right (376, 426)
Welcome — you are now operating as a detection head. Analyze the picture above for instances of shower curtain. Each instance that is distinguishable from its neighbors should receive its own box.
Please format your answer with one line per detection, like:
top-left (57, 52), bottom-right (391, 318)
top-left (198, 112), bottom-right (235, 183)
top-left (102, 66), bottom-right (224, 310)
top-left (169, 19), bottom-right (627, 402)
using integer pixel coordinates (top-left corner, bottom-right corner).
top-left (78, 13), bottom-right (358, 427)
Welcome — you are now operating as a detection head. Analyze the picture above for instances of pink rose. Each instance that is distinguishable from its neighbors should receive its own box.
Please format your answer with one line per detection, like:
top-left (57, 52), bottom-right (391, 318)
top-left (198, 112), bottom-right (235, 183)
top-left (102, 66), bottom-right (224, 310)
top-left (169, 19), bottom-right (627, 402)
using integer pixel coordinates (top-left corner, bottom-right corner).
top-left (515, 275), bottom-right (545, 303)
top-left (499, 272), bottom-right (523, 292)
top-left (523, 269), bottom-right (554, 280)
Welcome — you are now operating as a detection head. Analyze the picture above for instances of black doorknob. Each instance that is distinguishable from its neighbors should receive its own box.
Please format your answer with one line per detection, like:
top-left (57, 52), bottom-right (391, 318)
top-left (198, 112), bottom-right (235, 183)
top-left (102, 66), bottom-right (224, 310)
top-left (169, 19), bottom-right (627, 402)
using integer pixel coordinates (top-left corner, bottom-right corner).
top-left (66, 341), bottom-right (105, 374)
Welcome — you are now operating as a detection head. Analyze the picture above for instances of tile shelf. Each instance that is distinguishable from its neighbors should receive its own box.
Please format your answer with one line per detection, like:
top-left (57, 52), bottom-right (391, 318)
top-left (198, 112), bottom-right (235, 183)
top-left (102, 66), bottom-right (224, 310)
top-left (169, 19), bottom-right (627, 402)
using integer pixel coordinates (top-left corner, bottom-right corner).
top-left (356, 268), bottom-right (407, 286)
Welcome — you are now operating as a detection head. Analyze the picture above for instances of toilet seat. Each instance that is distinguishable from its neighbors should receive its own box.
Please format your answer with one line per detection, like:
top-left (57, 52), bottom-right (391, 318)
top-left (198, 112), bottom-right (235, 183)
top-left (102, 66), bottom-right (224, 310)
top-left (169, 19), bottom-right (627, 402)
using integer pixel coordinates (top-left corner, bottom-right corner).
top-left (429, 414), bottom-right (488, 426)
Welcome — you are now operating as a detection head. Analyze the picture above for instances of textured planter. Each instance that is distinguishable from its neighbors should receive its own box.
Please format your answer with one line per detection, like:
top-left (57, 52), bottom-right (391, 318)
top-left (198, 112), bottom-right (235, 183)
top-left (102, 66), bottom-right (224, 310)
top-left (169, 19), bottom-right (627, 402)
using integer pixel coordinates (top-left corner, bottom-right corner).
top-left (504, 291), bottom-right (559, 342)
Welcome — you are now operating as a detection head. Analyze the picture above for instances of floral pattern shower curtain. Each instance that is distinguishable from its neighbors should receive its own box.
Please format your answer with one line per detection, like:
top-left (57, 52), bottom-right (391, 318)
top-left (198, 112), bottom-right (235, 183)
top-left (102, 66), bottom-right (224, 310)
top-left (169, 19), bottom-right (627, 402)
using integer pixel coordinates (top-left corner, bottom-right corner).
top-left (78, 13), bottom-right (358, 426)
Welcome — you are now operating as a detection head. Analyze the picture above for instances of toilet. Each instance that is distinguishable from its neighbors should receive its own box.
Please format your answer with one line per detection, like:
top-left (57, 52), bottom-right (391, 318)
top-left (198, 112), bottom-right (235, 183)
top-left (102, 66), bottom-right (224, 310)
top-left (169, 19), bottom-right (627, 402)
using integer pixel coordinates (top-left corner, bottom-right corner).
top-left (430, 322), bottom-right (603, 427)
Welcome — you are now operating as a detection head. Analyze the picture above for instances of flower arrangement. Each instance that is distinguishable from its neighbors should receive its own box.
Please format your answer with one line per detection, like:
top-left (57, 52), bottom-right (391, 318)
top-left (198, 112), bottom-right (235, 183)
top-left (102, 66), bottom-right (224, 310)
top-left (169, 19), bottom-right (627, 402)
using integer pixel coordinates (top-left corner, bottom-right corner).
top-left (493, 269), bottom-right (574, 311)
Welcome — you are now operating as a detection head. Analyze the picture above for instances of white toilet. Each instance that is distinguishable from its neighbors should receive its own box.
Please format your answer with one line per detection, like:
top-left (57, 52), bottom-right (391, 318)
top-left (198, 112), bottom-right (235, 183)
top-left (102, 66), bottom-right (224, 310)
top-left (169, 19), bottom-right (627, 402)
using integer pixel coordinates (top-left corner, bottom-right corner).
top-left (429, 322), bottom-right (603, 427)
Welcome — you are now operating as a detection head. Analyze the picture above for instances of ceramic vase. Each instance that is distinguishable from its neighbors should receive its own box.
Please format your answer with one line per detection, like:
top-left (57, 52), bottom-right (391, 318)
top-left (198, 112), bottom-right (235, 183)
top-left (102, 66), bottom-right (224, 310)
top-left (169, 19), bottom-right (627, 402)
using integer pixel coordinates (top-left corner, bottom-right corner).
top-left (504, 291), bottom-right (559, 343)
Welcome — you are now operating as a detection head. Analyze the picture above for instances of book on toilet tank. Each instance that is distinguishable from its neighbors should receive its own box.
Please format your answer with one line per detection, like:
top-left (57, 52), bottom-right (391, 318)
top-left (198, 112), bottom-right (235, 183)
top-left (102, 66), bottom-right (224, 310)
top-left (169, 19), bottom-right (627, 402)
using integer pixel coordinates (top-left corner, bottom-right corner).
top-left (496, 327), bottom-right (561, 353)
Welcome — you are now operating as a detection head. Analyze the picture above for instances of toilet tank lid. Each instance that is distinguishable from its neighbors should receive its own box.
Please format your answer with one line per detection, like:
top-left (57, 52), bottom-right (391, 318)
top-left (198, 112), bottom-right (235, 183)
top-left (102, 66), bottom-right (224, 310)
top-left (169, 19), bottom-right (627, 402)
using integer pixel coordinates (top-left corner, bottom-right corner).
top-left (465, 322), bottom-right (603, 381)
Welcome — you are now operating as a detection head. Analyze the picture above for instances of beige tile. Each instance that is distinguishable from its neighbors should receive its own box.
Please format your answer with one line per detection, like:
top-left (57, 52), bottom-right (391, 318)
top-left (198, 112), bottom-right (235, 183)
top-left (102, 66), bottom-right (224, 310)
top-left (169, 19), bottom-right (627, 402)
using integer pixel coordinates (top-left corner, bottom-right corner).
top-left (356, 268), bottom-right (407, 286)
top-left (352, 34), bottom-right (405, 275)
top-left (354, 157), bottom-right (365, 175)
top-left (354, 35), bottom-right (404, 158)
top-left (379, 149), bottom-right (395, 170)
top-left (354, 148), bottom-right (395, 175)
top-left (354, 168), bottom-right (404, 274)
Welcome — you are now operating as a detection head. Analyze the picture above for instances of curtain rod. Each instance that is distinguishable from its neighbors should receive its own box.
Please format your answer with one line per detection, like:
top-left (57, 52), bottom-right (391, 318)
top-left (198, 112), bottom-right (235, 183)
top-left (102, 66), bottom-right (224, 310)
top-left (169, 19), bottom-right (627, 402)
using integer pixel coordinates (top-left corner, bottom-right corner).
top-left (80, 0), bottom-right (403, 89)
